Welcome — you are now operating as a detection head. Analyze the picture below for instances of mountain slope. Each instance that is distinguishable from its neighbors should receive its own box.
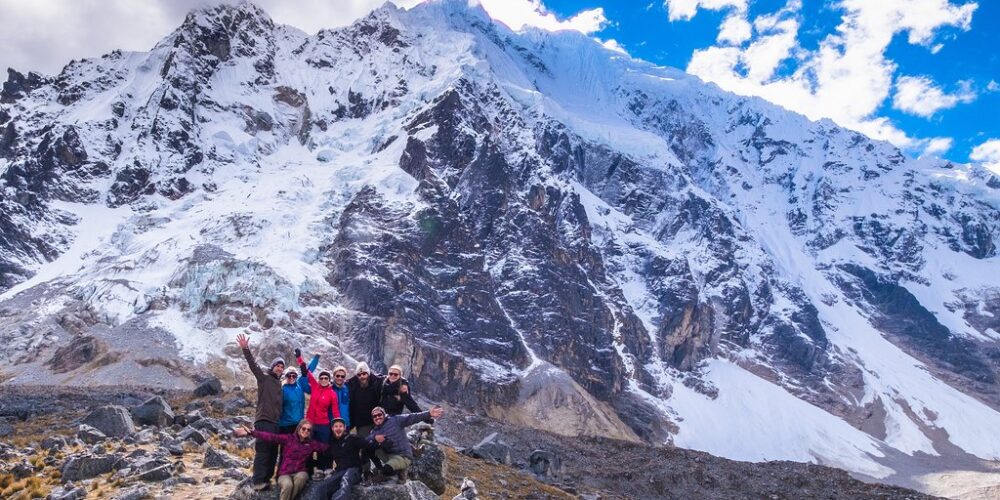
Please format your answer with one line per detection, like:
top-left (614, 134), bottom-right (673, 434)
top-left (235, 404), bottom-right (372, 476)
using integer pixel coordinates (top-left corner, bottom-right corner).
top-left (1, 0), bottom-right (999, 488)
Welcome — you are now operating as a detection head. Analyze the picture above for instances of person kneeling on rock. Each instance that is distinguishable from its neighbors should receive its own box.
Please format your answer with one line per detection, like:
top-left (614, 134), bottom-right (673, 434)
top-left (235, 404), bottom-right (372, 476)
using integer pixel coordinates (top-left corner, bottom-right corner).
top-left (235, 419), bottom-right (329, 500)
top-left (314, 418), bottom-right (370, 500)
top-left (367, 405), bottom-right (445, 483)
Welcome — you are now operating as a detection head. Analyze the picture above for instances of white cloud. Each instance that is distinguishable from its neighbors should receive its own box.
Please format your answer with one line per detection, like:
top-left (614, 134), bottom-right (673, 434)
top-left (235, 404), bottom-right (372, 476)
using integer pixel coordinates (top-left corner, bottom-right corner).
top-left (970, 139), bottom-right (1000, 175)
top-left (476, 0), bottom-right (607, 33)
top-left (601, 38), bottom-right (628, 54)
top-left (0, 0), bottom-right (608, 75)
top-left (919, 137), bottom-right (953, 157)
top-left (718, 13), bottom-right (752, 44)
top-left (987, 80), bottom-right (999, 92)
top-left (892, 75), bottom-right (975, 117)
top-left (663, 0), bottom-right (747, 22)
top-left (678, 0), bottom-right (980, 150)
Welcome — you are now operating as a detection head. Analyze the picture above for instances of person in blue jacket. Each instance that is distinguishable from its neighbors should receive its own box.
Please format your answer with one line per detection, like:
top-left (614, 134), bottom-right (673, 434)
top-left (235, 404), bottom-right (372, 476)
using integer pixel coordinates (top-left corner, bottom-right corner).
top-left (279, 349), bottom-right (319, 434)
top-left (330, 365), bottom-right (351, 429)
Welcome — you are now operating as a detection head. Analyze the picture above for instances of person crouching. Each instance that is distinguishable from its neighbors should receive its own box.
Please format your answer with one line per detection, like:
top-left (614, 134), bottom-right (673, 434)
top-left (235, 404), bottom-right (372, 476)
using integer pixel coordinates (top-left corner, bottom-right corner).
top-left (367, 405), bottom-right (445, 483)
top-left (234, 419), bottom-right (329, 500)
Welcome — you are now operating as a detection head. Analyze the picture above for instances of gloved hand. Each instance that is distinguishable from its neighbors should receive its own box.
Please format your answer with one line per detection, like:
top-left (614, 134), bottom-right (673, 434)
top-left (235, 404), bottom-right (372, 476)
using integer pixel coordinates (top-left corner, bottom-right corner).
top-left (294, 348), bottom-right (301, 358)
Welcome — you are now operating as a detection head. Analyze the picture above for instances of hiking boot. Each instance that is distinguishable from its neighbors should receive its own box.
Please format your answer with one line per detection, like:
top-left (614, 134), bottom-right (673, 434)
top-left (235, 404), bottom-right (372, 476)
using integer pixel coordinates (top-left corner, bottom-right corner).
top-left (396, 469), bottom-right (407, 484)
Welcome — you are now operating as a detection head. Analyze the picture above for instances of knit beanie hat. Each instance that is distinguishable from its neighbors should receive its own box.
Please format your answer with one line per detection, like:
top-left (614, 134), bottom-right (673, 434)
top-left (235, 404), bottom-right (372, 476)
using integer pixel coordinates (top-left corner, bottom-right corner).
top-left (270, 357), bottom-right (285, 370)
top-left (318, 370), bottom-right (332, 379)
top-left (356, 361), bottom-right (370, 375)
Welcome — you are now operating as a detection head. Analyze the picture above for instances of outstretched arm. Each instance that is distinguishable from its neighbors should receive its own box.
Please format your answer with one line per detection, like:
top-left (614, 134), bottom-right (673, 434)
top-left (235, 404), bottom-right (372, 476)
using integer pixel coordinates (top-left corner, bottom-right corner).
top-left (237, 334), bottom-right (265, 380)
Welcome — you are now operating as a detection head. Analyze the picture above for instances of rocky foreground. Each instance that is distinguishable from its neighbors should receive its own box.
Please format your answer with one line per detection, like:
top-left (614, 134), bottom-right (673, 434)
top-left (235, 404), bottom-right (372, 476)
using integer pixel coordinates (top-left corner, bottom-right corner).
top-left (0, 385), bottom-right (938, 499)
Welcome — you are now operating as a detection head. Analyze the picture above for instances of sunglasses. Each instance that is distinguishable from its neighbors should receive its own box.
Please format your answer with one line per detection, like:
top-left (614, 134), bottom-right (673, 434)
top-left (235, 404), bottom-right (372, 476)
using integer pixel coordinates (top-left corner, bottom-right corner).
top-left (319, 376), bottom-right (331, 380)
top-left (372, 413), bottom-right (386, 419)
top-left (285, 373), bottom-right (297, 378)
top-left (334, 374), bottom-right (346, 379)
top-left (388, 372), bottom-right (400, 377)
top-left (301, 427), bottom-right (313, 432)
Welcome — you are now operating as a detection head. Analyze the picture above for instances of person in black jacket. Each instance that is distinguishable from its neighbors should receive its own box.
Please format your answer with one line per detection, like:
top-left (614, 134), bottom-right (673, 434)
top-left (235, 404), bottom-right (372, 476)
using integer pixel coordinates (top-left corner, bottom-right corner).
top-left (346, 362), bottom-right (384, 436)
top-left (380, 365), bottom-right (421, 416)
top-left (314, 418), bottom-right (368, 500)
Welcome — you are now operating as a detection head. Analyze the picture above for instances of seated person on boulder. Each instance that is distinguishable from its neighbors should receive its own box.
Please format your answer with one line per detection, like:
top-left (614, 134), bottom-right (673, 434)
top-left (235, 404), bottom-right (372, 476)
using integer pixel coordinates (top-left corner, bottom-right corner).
top-left (379, 364), bottom-right (421, 416)
top-left (236, 333), bottom-right (285, 490)
top-left (314, 417), bottom-right (370, 499)
top-left (235, 419), bottom-right (329, 500)
top-left (367, 405), bottom-right (445, 483)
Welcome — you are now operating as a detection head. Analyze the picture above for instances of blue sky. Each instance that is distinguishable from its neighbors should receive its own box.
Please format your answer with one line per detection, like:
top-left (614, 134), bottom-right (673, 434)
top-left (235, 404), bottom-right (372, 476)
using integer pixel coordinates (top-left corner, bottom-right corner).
top-left (542, 0), bottom-right (998, 168)
top-left (0, 0), bottom-right (996, 170)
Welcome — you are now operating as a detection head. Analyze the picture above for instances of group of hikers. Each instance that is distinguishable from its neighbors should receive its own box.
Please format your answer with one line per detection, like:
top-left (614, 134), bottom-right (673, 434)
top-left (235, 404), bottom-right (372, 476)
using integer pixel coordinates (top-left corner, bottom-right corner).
top-left (234, 333), bottom-right (445, 500)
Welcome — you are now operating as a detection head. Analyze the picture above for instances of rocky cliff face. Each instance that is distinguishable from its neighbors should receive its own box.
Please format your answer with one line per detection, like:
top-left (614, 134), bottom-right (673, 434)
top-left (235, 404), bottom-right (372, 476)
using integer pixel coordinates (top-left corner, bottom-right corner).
top-left (1, 0), bottom-right (999, 485)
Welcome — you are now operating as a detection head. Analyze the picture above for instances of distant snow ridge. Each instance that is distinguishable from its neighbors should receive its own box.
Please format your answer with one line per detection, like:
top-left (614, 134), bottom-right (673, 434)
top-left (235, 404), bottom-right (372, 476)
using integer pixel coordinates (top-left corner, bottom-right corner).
top-left (1, 0), bottom-right (1000, 483)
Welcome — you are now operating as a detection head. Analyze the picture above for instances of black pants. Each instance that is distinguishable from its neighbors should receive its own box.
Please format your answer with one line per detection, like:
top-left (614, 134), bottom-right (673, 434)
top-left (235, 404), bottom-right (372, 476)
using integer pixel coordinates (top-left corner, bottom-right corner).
top-left (314, 467), bottom-right (361, 500)
top-left (252, 420), bottom-right (280, 485)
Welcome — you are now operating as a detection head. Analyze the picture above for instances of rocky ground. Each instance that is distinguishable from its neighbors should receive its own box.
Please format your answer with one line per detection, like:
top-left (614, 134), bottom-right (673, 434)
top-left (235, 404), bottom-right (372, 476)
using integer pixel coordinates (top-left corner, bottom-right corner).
top-left (0, 385), bottom-right (938, 499)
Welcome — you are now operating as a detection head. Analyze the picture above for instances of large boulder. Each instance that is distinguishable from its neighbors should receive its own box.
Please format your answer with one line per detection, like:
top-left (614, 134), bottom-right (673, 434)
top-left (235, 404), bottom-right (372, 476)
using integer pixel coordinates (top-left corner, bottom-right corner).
top-left (409, 443), bottom-right (446, 495)
top-left (61, 454), bottom-right (117, 482)
top-left (353, 481), bottom-right (439, 500)
top-left (178, 427), bottom-right (207, 444)
top-left (193, 377), bottom-right (223, 397)
top-left (77, 424), bottom-right (107, 444)
top-left (468, 432), bottom-right (512, 465)
top-left (131, 396), bottom-right (175, 427)
top-left (204, 446), bottom-right (246, 469)
top-left (529, 449), bottom-right (562, 479)
top-left (82, 406), bottom-right (136, 438)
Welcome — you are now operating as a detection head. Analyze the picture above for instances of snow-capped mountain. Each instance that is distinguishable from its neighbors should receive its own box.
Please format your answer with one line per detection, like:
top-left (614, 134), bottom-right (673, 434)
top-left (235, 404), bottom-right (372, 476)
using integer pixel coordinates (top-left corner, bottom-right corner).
top-left (2, 0), bottom-right (999, 485)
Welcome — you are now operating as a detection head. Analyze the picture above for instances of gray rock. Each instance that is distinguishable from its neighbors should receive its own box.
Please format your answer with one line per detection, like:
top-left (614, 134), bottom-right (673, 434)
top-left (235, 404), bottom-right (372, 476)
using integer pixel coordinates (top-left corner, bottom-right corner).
top-left (46, 485), bottom-right (87, 500)
top-left (82, 405), bottom-right (136, 438)
top-left (77, 424), bottom-right (107, 444)
top-left (10, 460), bottom-right (34, 478)
top-left (223, 468), bottom-right (248, 481)
top-left (191, 417), bottom-right (226, 435)
top-left (529, 449), bottom-right (562, 479)
top-left (352, 481), bottom-right (439, 500)
top-left (223, 395), bottom-right (252, 413)
top-left (41, 436), bottom-right (69, 451)
top-left (451, 477), bottom-right (478, 500)
top-left (193, 377), bottom-right (222, 397)
top-left (61, 454), bottom-right (117, 482)
top-left (178, 427), bottom-right (207, 444)
top-left (409, 442), bottom-right (446, 494)
top-left (137, 464), bottom-right (174, 482)
top-left (132, 396), bottom-right (175, 427)
top-left (204, 446), bottom-right (246, 469)
top-left (469, 432), bottom-right (512, 465)
top-left (162, 441), bottom-right (185, 456)
top-left (113, 485), bottom-right (151, 500)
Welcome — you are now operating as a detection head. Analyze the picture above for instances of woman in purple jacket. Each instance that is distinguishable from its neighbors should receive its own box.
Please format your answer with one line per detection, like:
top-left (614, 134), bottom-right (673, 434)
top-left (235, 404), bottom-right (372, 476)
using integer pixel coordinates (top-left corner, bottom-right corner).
top-left (235, 420), bottom-right (329, 500)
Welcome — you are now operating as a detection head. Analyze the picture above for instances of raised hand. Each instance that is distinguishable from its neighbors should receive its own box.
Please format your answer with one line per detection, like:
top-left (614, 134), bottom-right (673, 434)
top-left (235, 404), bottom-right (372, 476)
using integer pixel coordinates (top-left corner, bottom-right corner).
top-left (399, 383), bottom-right (409, 394)
top-left (234, 425), bottom-right (251, 437)
top-left (374, 434), bottom-right (386, 444)
top-left (236, 333), bottom-right (250, 349)
top-left (294, 347), bottom-right (301, 358)
top-left (429, 405), bottom-right (444, 419)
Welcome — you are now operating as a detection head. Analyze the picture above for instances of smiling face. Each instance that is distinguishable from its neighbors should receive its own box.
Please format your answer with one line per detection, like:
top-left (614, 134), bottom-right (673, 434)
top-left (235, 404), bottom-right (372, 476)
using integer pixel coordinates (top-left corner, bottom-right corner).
top-left (319, 373), bottom-right (331, 387)
top-left (283, 371), bottom-right (298, 385)
top-left (387, 369), bottom-right (401, 382)
top-left (333, 369), bottom-right (347, 387)
top-left (272, 363), bottom-right (285, 377)
top-left (297, 422), bottom-right (313, 441)
top-left (372, 409), bottom-right (386, 426)
top-left (332, 420), bottom-right (346, 437)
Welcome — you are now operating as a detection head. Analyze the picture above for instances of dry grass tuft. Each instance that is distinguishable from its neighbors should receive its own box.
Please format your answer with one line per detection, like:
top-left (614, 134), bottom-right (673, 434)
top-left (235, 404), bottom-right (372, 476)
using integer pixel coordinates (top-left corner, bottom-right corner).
top-left (441, 447), bottom-right (574, 499)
